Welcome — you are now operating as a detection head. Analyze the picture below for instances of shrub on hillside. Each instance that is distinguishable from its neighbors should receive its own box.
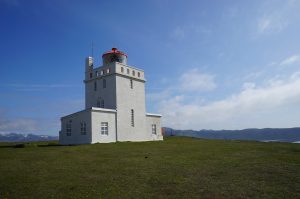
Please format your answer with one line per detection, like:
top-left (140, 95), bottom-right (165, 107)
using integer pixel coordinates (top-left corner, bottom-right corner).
top-left (14, 143), bottom-right (25, 148)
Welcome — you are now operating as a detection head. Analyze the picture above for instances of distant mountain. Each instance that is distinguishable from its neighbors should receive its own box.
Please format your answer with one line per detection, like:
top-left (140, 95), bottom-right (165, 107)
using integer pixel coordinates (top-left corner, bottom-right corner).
top-left (0, 133), bottom-right (58, 142)
top-left (162, 127), bottom-right (300, 143)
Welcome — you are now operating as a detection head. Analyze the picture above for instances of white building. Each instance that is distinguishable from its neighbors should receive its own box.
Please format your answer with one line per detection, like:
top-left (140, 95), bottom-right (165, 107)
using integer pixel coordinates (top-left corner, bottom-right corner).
top-left (59, 48), bottom-right (163, 145)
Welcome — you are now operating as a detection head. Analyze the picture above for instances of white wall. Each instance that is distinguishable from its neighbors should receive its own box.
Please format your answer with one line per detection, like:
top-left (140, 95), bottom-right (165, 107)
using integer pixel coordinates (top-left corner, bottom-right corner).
top-left (115, 70), bottom-right (148, 141)
top-left (59, 110), bottom-right (92, 145)
top-left (85, 63), bottom-right (117, 110)
top-left (146, 114), bottom-right (163, 141)
top-left (91, 108), bottom-right (117, 143)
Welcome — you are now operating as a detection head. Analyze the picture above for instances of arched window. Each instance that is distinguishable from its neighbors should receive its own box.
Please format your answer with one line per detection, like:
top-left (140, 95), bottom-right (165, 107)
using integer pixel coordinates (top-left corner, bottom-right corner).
top-left (132, 70), bottom-right (135, 76)
top-left (137, 72), bottom-right (140, 77)
top-left (121, 67), bottom-right (124, 73)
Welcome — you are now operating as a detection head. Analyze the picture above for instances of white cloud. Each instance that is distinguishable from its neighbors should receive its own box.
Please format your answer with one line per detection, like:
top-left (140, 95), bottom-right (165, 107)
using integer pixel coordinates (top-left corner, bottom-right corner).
top-left (0, 118), bottom-right (38, 133)
top-left (255, 0), bottom-right (298, 34)
top-left (280, 54), bottom-right (300, 65)
top-left (156, 71), bottom-right (300, 130)
top-left (257, 15), bottom-right (287, 34)
top-left (179, 68), bottom-right (216, 92)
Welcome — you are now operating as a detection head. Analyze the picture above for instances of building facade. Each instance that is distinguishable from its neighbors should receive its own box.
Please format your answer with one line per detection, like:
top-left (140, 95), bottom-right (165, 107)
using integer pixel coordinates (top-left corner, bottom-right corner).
top-left (59, 48), bottom-right (163, 145)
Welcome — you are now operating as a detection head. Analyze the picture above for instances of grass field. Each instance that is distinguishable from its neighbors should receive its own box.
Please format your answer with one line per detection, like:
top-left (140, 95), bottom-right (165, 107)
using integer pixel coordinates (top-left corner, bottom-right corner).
top-left (0, 137), bottom-right (299, 199)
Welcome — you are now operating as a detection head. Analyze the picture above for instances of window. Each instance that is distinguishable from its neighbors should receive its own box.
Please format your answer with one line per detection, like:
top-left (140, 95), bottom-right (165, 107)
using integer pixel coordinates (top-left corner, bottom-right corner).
top-left (81, 122), bottom-right (87, 135)
top-left (132, 70), bottom-right (135, 76)
top-left (96, 71), bottom-right (99, 77)
top-left (90, 73), bottom-right (93, 78)
top-left (131, 109), bottom-right (134, 127)
top-left (97, 100), bottom-right (100, 107)
top-left (101, 99), bottom-right (104, 108)
top-left (138, 72), bottom-right (140, 77)
top-left (121, 67), bottom-right (124, 73)
top-left (94, 81), bottom-right (97, 91)
top-left (130, 79), bottom-right (133, 89)
top-left (152, 124), bottom-right (157, 134)
top-left (100, 70), bottom-right (104, 75)
top-left (103, 79), bottom-right (106, 88)
top-left (127, 68), bottom-right (130, 74)
top-left (66, 122), bottom-right (72, 136)
top-left (101, 122), bottom-right (108, 135)
top-left (107, 68), bottom-right (110, 73)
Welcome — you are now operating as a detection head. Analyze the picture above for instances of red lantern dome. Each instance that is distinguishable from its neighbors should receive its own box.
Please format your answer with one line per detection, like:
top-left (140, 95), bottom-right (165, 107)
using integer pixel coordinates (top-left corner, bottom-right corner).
top-left (102, 48), bottom-right (127, 65)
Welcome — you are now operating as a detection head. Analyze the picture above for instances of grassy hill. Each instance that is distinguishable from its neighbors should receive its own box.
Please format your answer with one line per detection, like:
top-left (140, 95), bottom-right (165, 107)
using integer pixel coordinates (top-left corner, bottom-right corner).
top-left (0, 137), bottom-right (299, 199)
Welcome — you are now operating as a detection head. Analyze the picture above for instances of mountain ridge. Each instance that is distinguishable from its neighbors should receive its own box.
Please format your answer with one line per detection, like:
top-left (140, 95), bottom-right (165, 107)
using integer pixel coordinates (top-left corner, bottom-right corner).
top-left (162, 127), bottom-right (300, 143)
top-left (0, 133), bottom-right (58, 142)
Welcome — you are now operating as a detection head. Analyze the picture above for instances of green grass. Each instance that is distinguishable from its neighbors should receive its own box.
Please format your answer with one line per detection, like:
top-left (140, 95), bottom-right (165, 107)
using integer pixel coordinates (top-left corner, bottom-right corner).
top-left (0, 137), bottom-right (299, 199)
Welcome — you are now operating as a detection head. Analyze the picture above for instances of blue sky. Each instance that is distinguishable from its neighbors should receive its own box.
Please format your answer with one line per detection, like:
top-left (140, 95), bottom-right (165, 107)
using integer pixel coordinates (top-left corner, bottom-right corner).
top-left (1, 0), bottom-right (300, 135)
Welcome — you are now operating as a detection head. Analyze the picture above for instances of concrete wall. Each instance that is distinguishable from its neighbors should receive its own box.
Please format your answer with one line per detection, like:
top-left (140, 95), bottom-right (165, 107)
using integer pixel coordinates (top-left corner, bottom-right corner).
top-left (146, 114), bottom-right (163, 141)
top-left (85, 63), bottom-right (117, 110)
top-left (91, 108), bottom-right (117, 143)
top-left (59, 109), bottom-right (92, 145)
top-left (115, 69), bottom-right (148, 141)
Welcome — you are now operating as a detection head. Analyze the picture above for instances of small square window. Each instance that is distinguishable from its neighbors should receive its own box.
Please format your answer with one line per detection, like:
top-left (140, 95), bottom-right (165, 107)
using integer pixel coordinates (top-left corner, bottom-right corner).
top-left (81, 122), bottom-right (87, 135)
top-left (152, 124), bottom-right (157, 134)
top-left (101, 122), bottom-right (108, 135)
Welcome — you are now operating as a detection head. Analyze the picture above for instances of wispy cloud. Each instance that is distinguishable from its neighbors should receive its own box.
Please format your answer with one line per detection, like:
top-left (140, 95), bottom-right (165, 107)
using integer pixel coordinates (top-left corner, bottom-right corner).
top-left (280, 54), bottom-right (300, 66)
top-left (170, 24), bottom-right (211, 41)
top-left (179, 68), bottom-right (216, 92)
top-left (0, 118), bottom-right (38, 134)
top-left (257, 15), bottom-right (287, 34)
top-left (255, 0), bottom-right (299, 34)
top-left (170, 26), bottom-right (185, 40)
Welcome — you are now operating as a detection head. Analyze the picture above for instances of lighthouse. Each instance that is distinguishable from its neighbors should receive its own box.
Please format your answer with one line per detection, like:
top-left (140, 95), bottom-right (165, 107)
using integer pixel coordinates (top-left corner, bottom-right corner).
top-left (59, 48), bottom-right (163, 144)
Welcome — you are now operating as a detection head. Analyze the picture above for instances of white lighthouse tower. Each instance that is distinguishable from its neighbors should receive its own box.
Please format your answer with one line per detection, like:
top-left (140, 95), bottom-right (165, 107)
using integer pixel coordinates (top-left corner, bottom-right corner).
top-left (59, 48), bottom-right (163, 144)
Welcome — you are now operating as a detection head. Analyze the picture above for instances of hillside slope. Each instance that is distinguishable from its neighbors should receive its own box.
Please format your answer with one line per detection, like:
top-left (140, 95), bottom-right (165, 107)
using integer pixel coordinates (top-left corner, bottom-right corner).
top-left (0, 137), bottom-right (299, 199)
